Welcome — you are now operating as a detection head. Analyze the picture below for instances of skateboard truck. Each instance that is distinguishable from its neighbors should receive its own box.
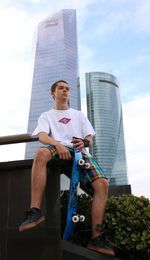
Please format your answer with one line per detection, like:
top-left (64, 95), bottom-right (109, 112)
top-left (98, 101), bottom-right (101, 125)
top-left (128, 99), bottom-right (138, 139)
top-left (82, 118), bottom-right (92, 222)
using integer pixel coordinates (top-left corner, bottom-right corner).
top-left (78, 159), bottom-right (90, 169)
top-left (72, 214), bottom-right (85, 223)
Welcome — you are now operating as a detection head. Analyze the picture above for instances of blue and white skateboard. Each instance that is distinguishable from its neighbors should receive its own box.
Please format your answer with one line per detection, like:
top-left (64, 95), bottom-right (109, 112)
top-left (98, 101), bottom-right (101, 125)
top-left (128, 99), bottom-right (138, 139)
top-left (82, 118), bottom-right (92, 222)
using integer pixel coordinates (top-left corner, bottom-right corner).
top-left (63, 148), bottom-right (90, 240)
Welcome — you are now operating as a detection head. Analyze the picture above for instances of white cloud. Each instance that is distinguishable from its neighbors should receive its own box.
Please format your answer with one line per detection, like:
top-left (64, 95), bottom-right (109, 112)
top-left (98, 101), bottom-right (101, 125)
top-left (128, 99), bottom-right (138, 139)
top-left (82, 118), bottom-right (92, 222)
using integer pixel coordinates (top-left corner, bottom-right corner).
top-left (133, 0), bottom-right (150, 34)
top-left (0, 143), bottom-right (26, 161)
top-left (0, 4), bottom-right (38, 137)
top-left (80, 0), bottom-right (150, 41)
top-left (123, 94), bottom-right (150, 199)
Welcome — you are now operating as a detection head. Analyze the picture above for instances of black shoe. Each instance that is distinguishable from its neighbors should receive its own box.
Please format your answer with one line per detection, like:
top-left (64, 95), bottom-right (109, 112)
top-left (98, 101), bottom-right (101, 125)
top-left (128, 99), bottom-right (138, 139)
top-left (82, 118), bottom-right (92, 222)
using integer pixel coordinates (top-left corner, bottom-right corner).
top-left (87, 235), bottom-right (115, 257)
top-left (19, 208), bottom-right (45, 232)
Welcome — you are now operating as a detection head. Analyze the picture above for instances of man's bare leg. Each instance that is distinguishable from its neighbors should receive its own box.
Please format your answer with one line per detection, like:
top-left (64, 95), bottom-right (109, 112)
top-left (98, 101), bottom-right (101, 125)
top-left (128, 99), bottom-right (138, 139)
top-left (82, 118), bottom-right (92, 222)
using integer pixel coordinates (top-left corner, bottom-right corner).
top-left (91, 178), bottom-right (108, 238)
top-left (87, 178), bottom-right (115, 256)
top-left (19, 148), bottom-right (51, 232)
top-left (31, 148), bottom-right (52, 209)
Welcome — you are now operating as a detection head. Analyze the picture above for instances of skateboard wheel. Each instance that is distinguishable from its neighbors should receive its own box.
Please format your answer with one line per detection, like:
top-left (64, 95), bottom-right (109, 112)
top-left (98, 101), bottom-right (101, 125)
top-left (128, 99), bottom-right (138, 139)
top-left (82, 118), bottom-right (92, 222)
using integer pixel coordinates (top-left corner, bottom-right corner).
top-left (78, 159), bottom-right (85, 166)
top-left (85, 162), bottom-right (90, 169)
top-left (72, 215), bottom-right (79, 223)
top-left (80, 215), bottom-right (85, 222)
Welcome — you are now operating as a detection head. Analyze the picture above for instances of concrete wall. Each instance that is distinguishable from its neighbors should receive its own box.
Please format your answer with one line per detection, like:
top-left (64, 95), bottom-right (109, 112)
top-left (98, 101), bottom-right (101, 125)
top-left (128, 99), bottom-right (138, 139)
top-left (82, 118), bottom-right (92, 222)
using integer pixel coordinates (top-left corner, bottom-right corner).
top-left (0, 159), bottom-right (61, 260)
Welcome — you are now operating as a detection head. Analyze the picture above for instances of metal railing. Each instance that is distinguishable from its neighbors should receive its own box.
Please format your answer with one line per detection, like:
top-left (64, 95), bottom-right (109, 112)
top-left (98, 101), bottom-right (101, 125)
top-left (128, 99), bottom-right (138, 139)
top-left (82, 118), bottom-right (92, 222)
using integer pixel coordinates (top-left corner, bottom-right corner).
top-left (0, 133), bottom-right (38, 145)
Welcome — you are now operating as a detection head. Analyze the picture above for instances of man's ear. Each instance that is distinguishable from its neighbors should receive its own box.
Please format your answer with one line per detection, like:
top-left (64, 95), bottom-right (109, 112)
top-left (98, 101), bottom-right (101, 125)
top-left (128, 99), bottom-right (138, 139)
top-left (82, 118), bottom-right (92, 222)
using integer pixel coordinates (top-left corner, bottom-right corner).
top-left (51, 92), bottom-right (55, 99)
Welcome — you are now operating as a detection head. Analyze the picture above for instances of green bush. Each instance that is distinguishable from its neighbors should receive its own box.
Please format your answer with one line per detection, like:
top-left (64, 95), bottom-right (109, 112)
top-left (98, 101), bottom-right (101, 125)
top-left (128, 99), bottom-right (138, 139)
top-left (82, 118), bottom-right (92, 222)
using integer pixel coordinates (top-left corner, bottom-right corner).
top-left (103, 195), bottom-right (150, 259)
top-left (61, 192), bottom-right (150, 259)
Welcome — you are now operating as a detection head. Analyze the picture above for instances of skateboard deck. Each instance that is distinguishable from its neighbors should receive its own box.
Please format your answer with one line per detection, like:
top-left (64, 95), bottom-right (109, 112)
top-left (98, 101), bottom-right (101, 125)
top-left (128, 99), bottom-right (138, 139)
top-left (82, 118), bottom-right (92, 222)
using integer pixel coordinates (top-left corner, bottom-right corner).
top-left (63, 148), bottom-right (83, 240)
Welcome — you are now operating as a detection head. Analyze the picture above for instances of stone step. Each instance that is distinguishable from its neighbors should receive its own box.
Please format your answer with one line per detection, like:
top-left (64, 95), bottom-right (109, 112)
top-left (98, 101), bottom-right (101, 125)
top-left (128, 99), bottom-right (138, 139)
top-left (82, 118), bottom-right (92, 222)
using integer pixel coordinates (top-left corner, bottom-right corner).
top-left (62, 240), bottom-right (122, 260)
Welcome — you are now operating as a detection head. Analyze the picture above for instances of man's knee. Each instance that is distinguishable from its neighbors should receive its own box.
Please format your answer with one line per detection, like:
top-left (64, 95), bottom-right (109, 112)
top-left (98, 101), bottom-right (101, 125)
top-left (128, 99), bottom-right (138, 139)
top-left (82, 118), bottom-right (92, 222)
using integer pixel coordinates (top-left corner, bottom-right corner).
top-left (92, 178), bottom-right (109, 194)
top-left (34, 148), bottom-right (52, 164)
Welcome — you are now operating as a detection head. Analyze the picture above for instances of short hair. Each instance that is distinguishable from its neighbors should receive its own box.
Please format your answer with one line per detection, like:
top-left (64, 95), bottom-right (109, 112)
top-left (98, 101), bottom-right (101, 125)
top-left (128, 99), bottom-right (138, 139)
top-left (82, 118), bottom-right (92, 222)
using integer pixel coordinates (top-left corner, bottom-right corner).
top-left (51, 80), bottom-right (69, 93)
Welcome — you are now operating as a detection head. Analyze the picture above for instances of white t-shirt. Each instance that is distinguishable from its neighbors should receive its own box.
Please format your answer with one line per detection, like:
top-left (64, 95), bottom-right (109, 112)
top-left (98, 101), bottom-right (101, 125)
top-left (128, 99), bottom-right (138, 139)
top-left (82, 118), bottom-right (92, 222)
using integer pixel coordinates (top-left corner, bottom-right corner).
top-left (33, 108), bottom-right (95, 152)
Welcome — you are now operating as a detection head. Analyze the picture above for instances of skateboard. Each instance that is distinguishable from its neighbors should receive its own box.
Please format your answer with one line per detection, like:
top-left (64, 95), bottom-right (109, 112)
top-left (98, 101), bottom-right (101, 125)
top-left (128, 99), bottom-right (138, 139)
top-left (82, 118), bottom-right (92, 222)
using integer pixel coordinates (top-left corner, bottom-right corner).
top-left (63, 148), bottom-right (90, 240)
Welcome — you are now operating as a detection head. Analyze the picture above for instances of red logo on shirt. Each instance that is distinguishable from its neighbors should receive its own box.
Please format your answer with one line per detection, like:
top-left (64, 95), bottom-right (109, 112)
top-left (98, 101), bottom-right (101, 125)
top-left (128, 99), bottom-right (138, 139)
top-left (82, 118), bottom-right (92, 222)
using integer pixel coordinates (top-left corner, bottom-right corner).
top-left (58, 117), bottom-right (71, 124)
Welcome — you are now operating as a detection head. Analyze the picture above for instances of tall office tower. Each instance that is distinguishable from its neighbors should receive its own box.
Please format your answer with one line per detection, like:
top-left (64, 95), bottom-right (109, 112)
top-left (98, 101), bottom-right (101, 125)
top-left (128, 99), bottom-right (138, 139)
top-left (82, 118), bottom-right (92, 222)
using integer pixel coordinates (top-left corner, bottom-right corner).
top-left (86, 72), bottom-right (128, 185)
top-left (25, 9), bottom-right (80, 159)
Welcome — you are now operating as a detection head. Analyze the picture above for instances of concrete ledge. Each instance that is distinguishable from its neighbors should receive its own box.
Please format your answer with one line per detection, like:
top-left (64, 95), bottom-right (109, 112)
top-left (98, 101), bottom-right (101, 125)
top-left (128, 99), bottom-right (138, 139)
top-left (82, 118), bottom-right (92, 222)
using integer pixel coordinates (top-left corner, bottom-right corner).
top-left (62, 240), bottom-right (121, 260)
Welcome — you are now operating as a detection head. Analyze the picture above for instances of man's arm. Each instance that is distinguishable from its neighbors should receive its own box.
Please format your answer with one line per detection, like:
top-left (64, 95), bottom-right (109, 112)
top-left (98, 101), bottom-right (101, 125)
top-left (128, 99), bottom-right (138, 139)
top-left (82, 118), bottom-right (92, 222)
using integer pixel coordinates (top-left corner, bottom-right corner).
top-left (38, 132), bottom-right (71, 160)
top-left (71, 134), bottom-right (93, 151)
top-left (84, 135), bottom-right (93, 147)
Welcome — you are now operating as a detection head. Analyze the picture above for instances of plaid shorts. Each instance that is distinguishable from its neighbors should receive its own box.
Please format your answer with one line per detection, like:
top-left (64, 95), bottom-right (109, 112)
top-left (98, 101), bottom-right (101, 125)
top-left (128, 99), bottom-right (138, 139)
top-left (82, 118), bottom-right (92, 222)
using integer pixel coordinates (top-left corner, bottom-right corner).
top-left (45, 145), bottom-right (107, 188)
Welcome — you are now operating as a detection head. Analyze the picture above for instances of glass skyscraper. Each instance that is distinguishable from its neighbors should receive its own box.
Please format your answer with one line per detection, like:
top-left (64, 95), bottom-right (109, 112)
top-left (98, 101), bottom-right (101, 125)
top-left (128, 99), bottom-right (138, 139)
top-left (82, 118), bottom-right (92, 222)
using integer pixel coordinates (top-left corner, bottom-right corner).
top-left (86, 72), bottom-right (128, 185)
top-left (25, 9), bottom-right (80, 159)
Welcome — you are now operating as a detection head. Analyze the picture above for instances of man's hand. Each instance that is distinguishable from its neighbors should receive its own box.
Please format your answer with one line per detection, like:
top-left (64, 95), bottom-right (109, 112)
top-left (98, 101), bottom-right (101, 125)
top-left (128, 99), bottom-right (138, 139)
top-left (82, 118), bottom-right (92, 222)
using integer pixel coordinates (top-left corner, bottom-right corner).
top-left (55, 143), bottom-right (72, 160)
top-left (71, 137), bottom-right (84, 151)
top-left (38, 132), bottom-right (72, 160)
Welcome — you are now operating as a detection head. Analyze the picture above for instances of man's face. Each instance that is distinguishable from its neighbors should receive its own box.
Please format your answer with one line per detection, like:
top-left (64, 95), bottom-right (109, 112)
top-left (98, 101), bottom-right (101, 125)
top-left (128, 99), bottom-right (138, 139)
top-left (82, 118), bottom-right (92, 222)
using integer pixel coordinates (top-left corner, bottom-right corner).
top-left (51, 82), bottom-right (70, 101)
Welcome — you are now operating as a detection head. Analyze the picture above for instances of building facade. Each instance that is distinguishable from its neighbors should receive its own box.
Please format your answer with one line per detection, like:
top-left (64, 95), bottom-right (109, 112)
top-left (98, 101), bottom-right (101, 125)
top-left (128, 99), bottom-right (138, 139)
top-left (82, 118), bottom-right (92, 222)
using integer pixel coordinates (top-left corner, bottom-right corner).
top-left (25, 9), bottom-right (80, 159)
top-left (86, 72), bottom-right (128, 185)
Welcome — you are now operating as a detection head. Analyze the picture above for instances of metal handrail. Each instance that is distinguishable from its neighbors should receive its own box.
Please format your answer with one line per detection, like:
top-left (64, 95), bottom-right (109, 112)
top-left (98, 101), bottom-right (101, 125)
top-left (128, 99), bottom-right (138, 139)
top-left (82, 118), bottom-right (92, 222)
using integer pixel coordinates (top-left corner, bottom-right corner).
top-left (0, 133), bottom-right (38, 145)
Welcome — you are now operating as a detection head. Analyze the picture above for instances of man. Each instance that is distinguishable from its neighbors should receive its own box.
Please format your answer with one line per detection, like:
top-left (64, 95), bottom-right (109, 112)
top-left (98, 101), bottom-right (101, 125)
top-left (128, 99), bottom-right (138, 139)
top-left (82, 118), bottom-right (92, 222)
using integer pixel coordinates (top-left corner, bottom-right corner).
top-left (19, 80), bottom-right (115, 256)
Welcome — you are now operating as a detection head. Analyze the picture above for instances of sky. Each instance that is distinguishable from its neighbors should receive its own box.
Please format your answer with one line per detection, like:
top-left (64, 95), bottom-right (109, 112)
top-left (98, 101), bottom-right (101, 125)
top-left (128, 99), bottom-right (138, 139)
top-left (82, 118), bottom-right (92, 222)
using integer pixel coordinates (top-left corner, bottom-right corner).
top-left (0, 0), bottom-right (150, 199)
